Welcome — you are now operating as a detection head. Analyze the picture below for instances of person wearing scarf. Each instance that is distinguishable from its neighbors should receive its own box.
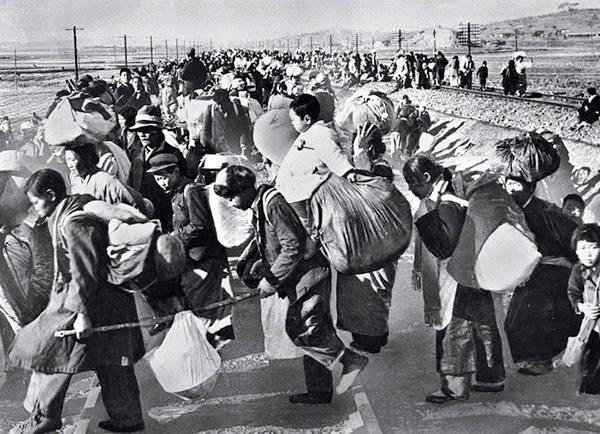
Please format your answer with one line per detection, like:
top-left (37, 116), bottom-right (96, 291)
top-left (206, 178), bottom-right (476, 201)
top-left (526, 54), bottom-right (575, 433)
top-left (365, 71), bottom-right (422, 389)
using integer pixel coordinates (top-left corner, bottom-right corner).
top-left (404, 155), bottom-right (505, 404)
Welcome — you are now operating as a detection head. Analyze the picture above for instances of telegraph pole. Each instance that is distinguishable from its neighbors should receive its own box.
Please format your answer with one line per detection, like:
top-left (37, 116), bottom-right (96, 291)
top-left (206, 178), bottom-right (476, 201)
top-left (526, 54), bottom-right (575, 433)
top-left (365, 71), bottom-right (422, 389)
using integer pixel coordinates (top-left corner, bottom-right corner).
top-left (165, 39), bottom-right (168, 59)
top-left (467, 22), bottom-right (472, 56)
top-left (175, 38), bottom-right (179, 60)
top-left (433, 29), bottom-right (437, 53)
top-left (355, 32), bottom-right (359, 54)
top-left (123, 34), bottom-right (128, 68)
top-left (398, 29), bottom-right (402, 52)
top-left (65, 26), bottom-right (84, 80)
top-left (287, 38), bottom-right (290, 53)
top-left (13, 49), bottom-right (17, 89)
top-left (297, 38), bottom-right (300, 51)
top-left (310, 36), bottom-right (313, 52)
top-left (329, 34), bottom-right (333, 55)
top-left (150, 36), bottom-right (154, 64)
top-left (515, 28), bottom-right (519, 51)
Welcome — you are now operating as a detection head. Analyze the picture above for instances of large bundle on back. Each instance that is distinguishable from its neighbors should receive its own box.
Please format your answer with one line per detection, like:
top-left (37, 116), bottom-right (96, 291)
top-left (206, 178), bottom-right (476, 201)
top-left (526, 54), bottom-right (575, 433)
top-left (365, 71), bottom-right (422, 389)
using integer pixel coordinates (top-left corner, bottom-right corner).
top-left (45, 93), bottom-right (116, 146)
top-left (253, 109), bottom-right (299, 165)
top-left (310, 172), bottom-right (412, 274)
top-left (446, 172), bottom-right (541, 292)
top-left (494, 131), bottom-right (560, 183)
top-left (335, 89), bottom-right (395, 134)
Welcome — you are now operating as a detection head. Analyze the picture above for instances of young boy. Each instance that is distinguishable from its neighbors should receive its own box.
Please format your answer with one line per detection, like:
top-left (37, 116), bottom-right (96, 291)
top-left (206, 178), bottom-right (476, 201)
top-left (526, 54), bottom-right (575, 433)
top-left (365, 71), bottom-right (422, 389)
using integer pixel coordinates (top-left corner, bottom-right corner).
top-left (562, 193), bottom-right (585, 225)
top-left (568, 224), bottom-right (600, 394)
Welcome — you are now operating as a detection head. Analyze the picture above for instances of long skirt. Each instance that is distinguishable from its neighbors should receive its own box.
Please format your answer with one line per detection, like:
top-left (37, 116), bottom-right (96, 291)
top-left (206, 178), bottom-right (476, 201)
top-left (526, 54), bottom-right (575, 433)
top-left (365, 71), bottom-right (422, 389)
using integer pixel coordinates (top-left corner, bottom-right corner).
top-left (505, 264), bottom-right (581, 363)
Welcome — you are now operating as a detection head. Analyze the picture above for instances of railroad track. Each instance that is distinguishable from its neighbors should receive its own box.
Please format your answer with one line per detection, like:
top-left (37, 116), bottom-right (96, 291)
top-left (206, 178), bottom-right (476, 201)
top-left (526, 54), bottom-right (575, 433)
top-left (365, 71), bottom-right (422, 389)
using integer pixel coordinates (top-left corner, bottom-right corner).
top-left (435, 85), bottom-right (582, 109)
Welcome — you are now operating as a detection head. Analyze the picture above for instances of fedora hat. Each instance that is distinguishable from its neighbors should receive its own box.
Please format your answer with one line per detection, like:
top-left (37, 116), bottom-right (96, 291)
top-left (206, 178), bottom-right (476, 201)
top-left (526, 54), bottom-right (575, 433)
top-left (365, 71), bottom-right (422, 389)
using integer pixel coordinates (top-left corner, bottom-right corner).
top-left (129, 105), bottom-right (163, 131)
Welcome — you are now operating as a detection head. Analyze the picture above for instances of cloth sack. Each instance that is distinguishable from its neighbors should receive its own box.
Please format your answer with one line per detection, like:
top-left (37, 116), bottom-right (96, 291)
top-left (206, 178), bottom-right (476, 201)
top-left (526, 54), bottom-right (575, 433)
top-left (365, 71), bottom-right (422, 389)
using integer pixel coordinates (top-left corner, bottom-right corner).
top-left (253, 109), bottom-right (299, 165)
top-left (447, 173), bottom-right (540, 291)
top-left (45, 93), bottom-right (116, 146)
top-left (311, 172), bottom-right (412, 274)
top-left (494, 131), bottom-right (560, 183)
top-left (335, 89), bottom-right (395, 135)
top-left (145, 311), bottom-right (221, 400)
top-left (260, 294), bottom-right (303, 360)
top-left (562, 317), bottom-right (597, 367)
top-left (207, 185), bottom-right (253, 248)
top-left (563, 279), bottom-right (600, 367)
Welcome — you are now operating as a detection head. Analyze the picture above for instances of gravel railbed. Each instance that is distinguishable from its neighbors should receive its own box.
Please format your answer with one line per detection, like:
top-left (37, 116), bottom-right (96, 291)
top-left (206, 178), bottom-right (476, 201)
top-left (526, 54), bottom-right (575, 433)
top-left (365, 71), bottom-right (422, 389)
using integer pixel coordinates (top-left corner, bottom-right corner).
top-left (360, 81), bottom-right (600, 146)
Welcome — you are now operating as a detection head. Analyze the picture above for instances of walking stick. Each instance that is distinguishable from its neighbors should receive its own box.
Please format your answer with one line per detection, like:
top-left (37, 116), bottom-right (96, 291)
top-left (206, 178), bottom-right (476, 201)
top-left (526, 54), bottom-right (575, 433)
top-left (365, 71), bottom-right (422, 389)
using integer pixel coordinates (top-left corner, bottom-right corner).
top-left (54, 289), bottom-right (260, 338)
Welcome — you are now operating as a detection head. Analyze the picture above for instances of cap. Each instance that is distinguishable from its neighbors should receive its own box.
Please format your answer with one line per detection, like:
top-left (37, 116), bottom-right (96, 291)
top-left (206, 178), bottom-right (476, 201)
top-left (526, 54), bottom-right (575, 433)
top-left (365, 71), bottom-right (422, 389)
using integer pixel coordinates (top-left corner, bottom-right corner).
top-left (147, 153), bottom-right (179, 174)
top-left (129, 105), bottom-right (163, 131)
top-left (187, 47), bottom-right (196, 56)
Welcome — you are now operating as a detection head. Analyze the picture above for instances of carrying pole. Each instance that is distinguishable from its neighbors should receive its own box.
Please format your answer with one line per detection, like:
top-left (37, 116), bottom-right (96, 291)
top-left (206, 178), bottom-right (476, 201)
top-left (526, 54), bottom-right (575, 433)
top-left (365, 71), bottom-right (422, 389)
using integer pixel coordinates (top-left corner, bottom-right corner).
top-left (54, 290), bottom-right (261, 337)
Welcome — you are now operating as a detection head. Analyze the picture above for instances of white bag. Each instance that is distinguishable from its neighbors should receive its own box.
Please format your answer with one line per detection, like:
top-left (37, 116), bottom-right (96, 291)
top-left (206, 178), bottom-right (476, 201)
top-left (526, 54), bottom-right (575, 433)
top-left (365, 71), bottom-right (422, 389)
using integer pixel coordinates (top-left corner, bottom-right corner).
top-left (260, 294), bottom-right (303, 360)
top-left (45, 94), bottom-right (116, 146)
top-left (145, 311), bottom-right (221, 400)
top-left (474, 223), bottom-right (542, 292)
top-left (208, 185), bottom-right (254, 248)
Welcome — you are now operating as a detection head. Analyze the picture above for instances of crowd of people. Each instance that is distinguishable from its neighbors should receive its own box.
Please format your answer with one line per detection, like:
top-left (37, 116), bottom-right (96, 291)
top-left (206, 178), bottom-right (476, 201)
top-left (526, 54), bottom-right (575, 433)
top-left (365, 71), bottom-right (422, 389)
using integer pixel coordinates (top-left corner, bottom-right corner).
top-left (0, 46), bottom-right (598, 434)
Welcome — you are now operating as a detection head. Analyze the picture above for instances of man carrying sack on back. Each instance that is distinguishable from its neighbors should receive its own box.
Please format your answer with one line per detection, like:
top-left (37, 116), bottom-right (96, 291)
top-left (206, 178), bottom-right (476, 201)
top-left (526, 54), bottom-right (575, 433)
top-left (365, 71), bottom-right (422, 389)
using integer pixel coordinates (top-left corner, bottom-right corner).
top-left (213, 165), bottom-right (368, 404)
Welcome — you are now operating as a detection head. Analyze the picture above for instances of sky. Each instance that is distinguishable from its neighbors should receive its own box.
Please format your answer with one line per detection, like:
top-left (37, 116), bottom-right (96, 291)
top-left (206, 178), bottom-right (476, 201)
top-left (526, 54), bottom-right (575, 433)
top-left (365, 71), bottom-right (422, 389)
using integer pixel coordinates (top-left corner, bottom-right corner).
top-left (0, 0), bottom-right (598, 47)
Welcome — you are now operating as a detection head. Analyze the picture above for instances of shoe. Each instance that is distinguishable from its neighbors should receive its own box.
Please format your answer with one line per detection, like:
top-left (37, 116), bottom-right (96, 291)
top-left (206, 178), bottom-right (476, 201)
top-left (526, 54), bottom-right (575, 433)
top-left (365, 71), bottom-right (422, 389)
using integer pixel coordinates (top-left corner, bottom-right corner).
top-left (9, 413), bottom-right (62, 434)
top-left (425, 391), bottom-right (457, 404)
top-left (289, 392), bottom-right (332, 404)
top-left (518, 361), bottom-right (553, 376)
top-left (98, 420), bottom-right (145, 433)
top-left (471, 384), bottom-right (504, 393)
top-left (335, 350), bottom-right (369, 395)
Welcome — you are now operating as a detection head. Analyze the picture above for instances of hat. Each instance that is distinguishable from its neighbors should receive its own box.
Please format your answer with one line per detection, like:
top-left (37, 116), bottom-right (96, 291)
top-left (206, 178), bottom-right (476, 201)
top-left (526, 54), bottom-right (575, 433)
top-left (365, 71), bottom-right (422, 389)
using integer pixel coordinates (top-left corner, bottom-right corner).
top-left (147, 152), bottom-right (179, 173)
top-left (187, 47), bottom-right (196, 56)
top-left (129, 105), bottom-right (163, 131)
top-left (154, 234), bottom-right (186, 281)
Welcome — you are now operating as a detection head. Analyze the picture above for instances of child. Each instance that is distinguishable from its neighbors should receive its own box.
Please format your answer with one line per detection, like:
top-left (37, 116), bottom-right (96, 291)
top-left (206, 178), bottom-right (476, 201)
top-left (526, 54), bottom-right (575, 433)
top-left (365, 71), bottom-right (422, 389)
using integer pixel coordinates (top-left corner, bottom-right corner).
top-left (568, 224), bottom-right (600, 394)
top-left (476, 61), bottom-right (488, 91)
top-left (562, 193), bottom-right (585, 225)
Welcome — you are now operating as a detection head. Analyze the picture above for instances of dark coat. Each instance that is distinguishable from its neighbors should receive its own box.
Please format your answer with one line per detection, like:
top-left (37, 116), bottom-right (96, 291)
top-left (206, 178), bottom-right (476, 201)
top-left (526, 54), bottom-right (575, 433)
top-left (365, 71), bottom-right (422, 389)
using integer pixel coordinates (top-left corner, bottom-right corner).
top-left (244, 185), bottom-right (329, 301)
top-left (579, 95), bottom-right (600, 124)
top-left (505, 196), bottom-right (580, 363)
top-left (8, 195), bottom-right (144, 374)
top-left (127, 139), bottom-right (186, 231)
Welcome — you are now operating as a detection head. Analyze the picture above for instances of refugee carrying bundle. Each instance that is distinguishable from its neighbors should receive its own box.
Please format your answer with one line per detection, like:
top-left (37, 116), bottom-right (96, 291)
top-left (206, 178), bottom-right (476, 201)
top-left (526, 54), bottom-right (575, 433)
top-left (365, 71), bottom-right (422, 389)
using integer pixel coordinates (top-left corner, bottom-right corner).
top-left (145, 311), bottom-right (221, 400)
top-left (253, 109), bottom-right (298, 165)
top-left (494, 131), bottom-right (560, 183)
top-left (310, 172), bottom-right (412, 274)
top-left (208, 185), bottom-right (253, 249)
top-left (335, 89), bottom-right (395, 135)
top-left (44, 93), bottom-right (116, 146)
top-left (446, 172), bottom-right (541, 292)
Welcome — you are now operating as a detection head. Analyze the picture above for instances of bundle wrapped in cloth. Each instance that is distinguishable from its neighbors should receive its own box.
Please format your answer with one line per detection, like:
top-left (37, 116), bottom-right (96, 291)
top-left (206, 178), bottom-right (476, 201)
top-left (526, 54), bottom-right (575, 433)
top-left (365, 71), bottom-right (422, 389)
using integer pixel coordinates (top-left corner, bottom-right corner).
top-left (253, 109), bottom-right (298, 165)
top-left (494, 131), bottom-right (560, 183)
top-left (310, 172), bottom-right (412, 274)
top-left (335, 89), bottom-right (396, 134)
top-left (82, 201), bottom-right (186, 286)
top-left (44, 92), bottom-right (116, 146)
top-left (446, 172), bottom-right (541, 292)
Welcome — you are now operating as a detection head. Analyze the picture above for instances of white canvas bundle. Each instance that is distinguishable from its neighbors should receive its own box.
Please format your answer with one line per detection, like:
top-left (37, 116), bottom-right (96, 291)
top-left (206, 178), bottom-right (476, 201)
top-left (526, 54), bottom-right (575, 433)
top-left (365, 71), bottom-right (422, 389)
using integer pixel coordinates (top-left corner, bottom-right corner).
top-left (474, 223), bottom-right (542, 292)
top-left (146, 311), bottom-right (221, 400)
top-left (260, 294), bottom-right (303, 360)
